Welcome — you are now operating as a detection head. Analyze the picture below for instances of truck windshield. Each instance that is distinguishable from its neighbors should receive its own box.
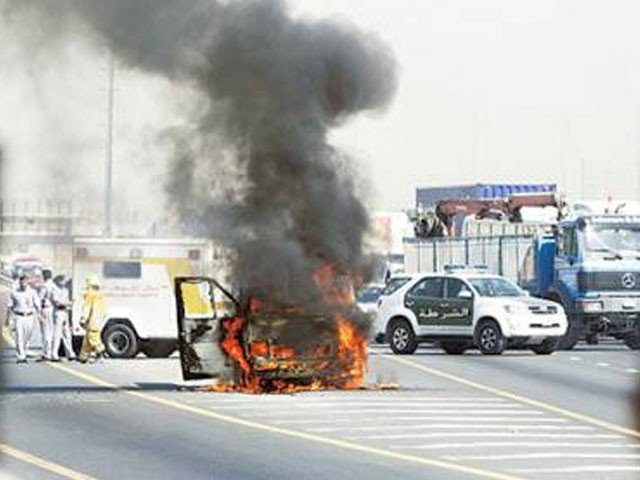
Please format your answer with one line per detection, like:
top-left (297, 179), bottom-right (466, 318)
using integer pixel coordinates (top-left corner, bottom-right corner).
top-left (585, 225), bottom-right (640, 258)
top-left (468, 277), bottom-right (524, 297)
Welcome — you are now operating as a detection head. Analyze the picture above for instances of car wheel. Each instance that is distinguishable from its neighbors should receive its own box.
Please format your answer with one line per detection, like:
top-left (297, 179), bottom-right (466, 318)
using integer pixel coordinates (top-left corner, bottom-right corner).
top-left (388, 319), bottom-right (418, 355)
top-left (531, 337), bottom-right (558, 355)
top-left (103, 323), bottom-right (138, 358)
top-left (476, 320), bottom-right (506, 355)
top-left (141, 341), bottom-right (177, 358)
top-left (440, 341), bottom-right (468, 355)
top-left (558, 318), bottom-right (580, 350)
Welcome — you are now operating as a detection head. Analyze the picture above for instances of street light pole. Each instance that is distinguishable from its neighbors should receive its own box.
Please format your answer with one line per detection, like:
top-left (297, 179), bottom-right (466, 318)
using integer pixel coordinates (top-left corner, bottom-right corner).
top-left (105, 53), bottom-right (114, 237)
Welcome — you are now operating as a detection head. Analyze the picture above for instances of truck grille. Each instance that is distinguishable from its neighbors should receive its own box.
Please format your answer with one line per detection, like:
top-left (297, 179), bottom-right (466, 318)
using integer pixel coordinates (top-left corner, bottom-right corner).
top-left (578, 271), bottom-right (640, 292)
top-left (528, 305), bottom-right (558, 315)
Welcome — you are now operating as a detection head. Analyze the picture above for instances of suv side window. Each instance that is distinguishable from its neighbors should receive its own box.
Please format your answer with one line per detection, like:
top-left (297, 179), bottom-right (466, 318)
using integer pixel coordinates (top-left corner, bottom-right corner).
top-left (408, 277), bottom-right (444, 298)
top-left (445, 278), bottom-right (472, 299)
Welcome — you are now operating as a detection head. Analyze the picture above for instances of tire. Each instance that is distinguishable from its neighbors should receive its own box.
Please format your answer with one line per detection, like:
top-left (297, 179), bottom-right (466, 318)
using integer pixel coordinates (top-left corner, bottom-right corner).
top-left (624, 333), bottom-right (640, 350)
top-left (388, 319), bottom-right (418, 355)
top-left (558, 318), bottom-right (580, 351)
top-left (531, 337), bottom-right (558, 355)
top-left (103, 323), bottom-right (138, 358)
top-left (142, 341), bottom-right (177, 358)
top-left (440, 341), bottom-right (468, 355)
top-left (475, 320), bottom-right (506, 355)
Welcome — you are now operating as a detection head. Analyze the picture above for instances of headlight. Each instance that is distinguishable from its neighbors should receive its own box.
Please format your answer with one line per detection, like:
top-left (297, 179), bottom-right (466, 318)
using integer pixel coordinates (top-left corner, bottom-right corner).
top-left (579, 300), bottom-right (603, 313)
top-left (503, 303), bottom-right (527, 314)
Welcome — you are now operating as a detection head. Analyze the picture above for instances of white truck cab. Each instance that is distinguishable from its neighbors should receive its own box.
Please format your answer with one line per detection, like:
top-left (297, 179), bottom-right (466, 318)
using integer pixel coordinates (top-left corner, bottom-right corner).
top-left (375, 266), bottom-right (567, 355)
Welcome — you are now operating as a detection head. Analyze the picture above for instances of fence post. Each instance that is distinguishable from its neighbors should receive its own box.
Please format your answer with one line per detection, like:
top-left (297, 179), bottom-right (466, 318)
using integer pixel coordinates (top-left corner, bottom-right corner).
top-left (498, 236), bottom-right (504, 276)
top-left (465, 238), bottom-right (469, 265)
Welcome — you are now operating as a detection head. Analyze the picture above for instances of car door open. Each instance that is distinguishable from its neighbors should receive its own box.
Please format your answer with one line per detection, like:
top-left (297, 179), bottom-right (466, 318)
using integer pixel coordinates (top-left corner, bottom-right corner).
top-left (175, 277), bottom-right (239, 380)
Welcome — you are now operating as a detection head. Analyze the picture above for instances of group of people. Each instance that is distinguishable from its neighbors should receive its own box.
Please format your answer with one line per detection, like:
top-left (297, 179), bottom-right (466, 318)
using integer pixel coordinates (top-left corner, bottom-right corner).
top-left (4, 271), bottom-right (107, 363)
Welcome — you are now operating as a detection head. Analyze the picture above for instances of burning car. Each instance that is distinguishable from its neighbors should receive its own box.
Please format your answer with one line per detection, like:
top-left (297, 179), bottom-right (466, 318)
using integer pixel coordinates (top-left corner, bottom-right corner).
top-left (175, 267), bottom-right (368, 393)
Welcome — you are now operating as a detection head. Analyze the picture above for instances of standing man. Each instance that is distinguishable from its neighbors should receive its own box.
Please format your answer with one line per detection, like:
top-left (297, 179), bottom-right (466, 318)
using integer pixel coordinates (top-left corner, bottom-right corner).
top-left (4, 275), bottom-right (41, 363)
top-left (79, 274), bottom-right (106, 363)
top-left (51, 275), bottom-right (76, 362)
top-left (38, 269), bottom-right (56, 361)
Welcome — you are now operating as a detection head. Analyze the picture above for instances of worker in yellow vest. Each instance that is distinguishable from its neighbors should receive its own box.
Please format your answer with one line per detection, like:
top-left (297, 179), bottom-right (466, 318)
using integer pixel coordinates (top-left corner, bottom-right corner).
top-left (79, 274), bottom-right (106, 363)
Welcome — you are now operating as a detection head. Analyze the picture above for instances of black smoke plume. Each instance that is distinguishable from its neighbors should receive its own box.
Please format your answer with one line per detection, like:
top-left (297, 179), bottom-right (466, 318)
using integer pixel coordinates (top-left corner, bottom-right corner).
top-left (3, 0), bottom-right (397, 305)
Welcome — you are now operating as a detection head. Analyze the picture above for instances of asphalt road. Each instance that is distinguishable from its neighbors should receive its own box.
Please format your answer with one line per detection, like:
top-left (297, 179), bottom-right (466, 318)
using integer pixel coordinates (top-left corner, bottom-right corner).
top-left (0, 341), bottom-right (638, 480)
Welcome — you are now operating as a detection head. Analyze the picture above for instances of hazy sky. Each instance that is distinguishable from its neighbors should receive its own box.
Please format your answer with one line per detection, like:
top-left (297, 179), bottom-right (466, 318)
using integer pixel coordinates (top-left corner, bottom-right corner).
top-left (2, 0), bottom-right (640, 212)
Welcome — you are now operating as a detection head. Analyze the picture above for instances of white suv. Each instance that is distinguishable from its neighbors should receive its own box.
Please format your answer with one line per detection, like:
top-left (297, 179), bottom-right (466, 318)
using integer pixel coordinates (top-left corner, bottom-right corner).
top-left (375, 270), bottom-right (567, 355)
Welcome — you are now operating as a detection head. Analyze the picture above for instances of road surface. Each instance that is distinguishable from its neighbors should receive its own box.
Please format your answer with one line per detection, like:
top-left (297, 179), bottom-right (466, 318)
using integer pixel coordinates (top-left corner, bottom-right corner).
top-left (0, 341), bottom-right (638, 480)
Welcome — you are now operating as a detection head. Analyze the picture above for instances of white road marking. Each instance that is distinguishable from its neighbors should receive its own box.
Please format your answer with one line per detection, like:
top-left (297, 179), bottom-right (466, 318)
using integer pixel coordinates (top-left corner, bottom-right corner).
top-left (271, 417), bottom-right (568, 426)
top-left (513, 466), bottom-right (640, 474)
top-left (243, 409), bottom-right (545, 417)
top-left (346, 433), bottom-right (623, 440)
top-left (193, 396), bottom-right (505, 403)
top-left (569, 356), bottom-right (582, 361)
top-left (626, 368), bottom-right (640, 374)
top-left (596, 362), bottom-right (611, 367)
top-left (445, 453), bottom-right (640, 461)
top-left (398, 442), bottom-right (640, 450)
top-left (211, 402), bottom-right (518, 410)
top-left (307, 424), bottom-right (593, 433)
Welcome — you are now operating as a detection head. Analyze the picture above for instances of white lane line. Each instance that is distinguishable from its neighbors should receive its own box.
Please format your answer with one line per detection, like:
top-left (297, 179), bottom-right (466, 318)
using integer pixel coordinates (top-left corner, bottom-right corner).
top-left (596, 362), bottom-right (611, 367)
top-left (513, 466), bottom-right (640, 474)
top-left (346, 433), bottom-right (623, 440)
top-left (308, 425), bottom-right (593, 433)
top-left (211, 402), bottom-right (518, 410)
top-left (569, 356), bottom-right (581, 361)
top-left (242, 409), bottom-right (546, 417)
top-left (192, 397), bottom-right (505, 403)
top-left (445, 453), bottom-right (640, 461)
top-left (398, 442), bottom-right (640, 451)
top-left (626, 368), bottom-right (640, 374)
top-left (271, 417), bottom-right (568, 426)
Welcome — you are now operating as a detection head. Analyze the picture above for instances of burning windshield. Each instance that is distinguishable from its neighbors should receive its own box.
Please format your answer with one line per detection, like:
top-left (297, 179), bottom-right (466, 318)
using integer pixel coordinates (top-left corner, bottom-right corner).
top-left (585, 225), bottom-right (640, 256)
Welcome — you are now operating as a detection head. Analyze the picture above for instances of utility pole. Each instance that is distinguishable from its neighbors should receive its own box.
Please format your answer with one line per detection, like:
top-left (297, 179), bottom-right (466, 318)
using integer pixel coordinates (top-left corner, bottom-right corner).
top-left (105, 53), bottom-right (114, 237)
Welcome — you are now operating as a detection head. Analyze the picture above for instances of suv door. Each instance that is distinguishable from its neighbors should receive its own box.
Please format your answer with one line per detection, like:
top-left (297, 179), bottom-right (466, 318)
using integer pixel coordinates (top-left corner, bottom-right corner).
top-left (443, 278), bottom-right (474, 334)
top-left (175, 277), bottom-right (239, 380)
top-left (404, 277), bottom-right (445, 333)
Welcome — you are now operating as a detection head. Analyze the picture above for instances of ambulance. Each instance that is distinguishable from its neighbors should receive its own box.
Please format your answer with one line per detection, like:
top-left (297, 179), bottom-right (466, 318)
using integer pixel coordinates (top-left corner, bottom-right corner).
top-left (71, 237), bottom-right (220, 358)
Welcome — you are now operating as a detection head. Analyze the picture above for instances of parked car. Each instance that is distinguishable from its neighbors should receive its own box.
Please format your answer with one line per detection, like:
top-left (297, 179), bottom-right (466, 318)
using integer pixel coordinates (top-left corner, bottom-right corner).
top-left (374, 267), bottom-right (567, 355)
top-left (356, 284), bottom-right (384, 316)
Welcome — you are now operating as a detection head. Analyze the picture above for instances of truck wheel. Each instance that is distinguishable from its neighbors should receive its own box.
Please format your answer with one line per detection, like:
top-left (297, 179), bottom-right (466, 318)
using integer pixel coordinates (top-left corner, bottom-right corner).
top-left (142, 341), bottom-right (177, 358)
top-left (531, 337), bottom-right (558, 355)
top-left (623, 333), bottom-right (640, 350)
top-left (558, 321), bottom-right (580, 350)
top-left (103, 323), bottom-right (138, 358)
top-left (388, 319), bottom-right (418, 355)
top-left (476, 320), bottom-right (506, 355)
top-left (440, 341), bottom-right (469, 355)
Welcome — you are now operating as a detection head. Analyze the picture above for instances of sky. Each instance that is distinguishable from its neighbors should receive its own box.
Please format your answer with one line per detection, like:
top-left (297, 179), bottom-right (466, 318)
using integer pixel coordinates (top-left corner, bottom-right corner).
top-left (1, 0), bottom-right (640, 214)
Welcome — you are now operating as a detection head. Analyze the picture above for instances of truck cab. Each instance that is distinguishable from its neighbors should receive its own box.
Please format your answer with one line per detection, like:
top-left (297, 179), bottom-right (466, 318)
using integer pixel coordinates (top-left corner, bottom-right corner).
top-left (547, 215), bottom-right (640, 349)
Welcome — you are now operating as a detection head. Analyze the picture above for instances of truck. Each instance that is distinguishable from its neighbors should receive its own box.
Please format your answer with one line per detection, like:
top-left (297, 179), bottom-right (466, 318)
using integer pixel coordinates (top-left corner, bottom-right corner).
top-left (71, 237), bottom-right (218, 358)
top-left (404, 204), bottom-right (640, 350)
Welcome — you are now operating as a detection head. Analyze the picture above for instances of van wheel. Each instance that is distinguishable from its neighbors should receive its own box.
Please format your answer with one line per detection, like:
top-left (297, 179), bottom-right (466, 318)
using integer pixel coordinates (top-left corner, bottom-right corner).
top-left (388, 319), bottom-right (418, 355)
top-left (103, 323), bottom-right (138, 358)
top-left (142, 341), bottom-right (177, 358)
top-left (440, 341), bottom-right (468, 355)
top-left (531, 337), bottom-right (558, 355)
top-left (476, 320), bottom-right (506, 355)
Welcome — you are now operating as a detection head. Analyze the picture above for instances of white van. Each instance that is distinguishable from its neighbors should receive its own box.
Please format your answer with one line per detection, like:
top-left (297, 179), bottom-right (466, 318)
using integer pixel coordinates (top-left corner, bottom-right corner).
top-left (71, 237), bottom-right (218, 358)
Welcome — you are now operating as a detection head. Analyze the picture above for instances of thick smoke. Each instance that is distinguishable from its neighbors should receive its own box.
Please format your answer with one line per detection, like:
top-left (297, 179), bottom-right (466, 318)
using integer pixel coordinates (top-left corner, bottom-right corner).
top-left (4, 0), bottom-right (397, 305)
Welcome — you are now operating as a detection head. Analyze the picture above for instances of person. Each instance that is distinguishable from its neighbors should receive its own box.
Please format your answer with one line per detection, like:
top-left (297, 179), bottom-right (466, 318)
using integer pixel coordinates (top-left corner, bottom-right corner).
top-left (79, 274), bottom-right (106, 363)
top-left (37, 269), bottom-right (56, 361)
top-left (4, 275), bottom-right (41, 363)
top-left (51, 274), bottom-right (76, 362)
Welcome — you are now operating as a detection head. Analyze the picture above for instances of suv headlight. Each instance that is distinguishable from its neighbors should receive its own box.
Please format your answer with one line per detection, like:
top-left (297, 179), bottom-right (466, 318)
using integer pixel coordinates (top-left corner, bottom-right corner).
top-left (503, 303), bottom-right (527, 315)
top-left (578, 300), bottom-right (603, 313)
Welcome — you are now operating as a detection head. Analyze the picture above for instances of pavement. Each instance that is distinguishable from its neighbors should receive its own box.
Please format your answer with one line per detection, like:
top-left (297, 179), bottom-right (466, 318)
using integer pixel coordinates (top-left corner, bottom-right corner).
top-left (0, 341), bottom-right (638, 480)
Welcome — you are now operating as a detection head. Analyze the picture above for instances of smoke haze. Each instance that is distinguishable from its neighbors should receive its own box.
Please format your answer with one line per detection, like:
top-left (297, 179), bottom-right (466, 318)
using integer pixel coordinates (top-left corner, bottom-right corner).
top-left (2, 0), bottom-right (397, 303)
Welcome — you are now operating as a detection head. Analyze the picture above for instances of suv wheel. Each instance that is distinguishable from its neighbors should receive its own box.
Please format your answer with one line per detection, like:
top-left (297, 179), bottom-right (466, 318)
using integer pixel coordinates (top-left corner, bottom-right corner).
top-left (531, 337), bottom-right (558, 355)
top-left (389, 319), bottom-right (418, 355)
top-left (476, 320), bottom-right (506, 355)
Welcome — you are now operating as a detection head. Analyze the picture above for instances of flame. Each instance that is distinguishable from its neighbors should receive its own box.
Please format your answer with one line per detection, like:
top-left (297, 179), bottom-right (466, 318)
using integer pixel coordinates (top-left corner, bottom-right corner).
top-left (205, 263), bottom-right (370, 394)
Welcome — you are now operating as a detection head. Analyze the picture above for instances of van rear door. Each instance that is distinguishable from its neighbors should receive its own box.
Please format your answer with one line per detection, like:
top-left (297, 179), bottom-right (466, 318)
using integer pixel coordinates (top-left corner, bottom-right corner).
top-left (175, 277), bottom-right (238, 380)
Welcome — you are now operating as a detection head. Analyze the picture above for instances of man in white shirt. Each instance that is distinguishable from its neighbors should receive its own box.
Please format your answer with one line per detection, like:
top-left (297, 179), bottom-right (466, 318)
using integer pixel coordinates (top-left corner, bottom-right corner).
top-left (5, 275), bottom-right (41, 363)
top-left (51, 275), bottom-right (76, 362)
top-left (38, 269), bottom-right (56, 361)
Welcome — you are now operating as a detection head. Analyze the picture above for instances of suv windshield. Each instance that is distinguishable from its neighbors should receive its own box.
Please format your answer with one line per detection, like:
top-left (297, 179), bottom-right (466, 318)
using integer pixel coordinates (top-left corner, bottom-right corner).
top-left (585, 225), bottom-right (640, 257)
top-left (382, 277), bottom-right (411, 295)
top-left (356, 286), bottom-right (383, 303)
top-left (468, 277), bottom-right (524, 297)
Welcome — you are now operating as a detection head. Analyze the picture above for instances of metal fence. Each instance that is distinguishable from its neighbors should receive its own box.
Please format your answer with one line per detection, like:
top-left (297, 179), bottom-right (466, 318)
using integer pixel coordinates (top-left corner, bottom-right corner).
top-left (403, 234), bottom-right (537, 284)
